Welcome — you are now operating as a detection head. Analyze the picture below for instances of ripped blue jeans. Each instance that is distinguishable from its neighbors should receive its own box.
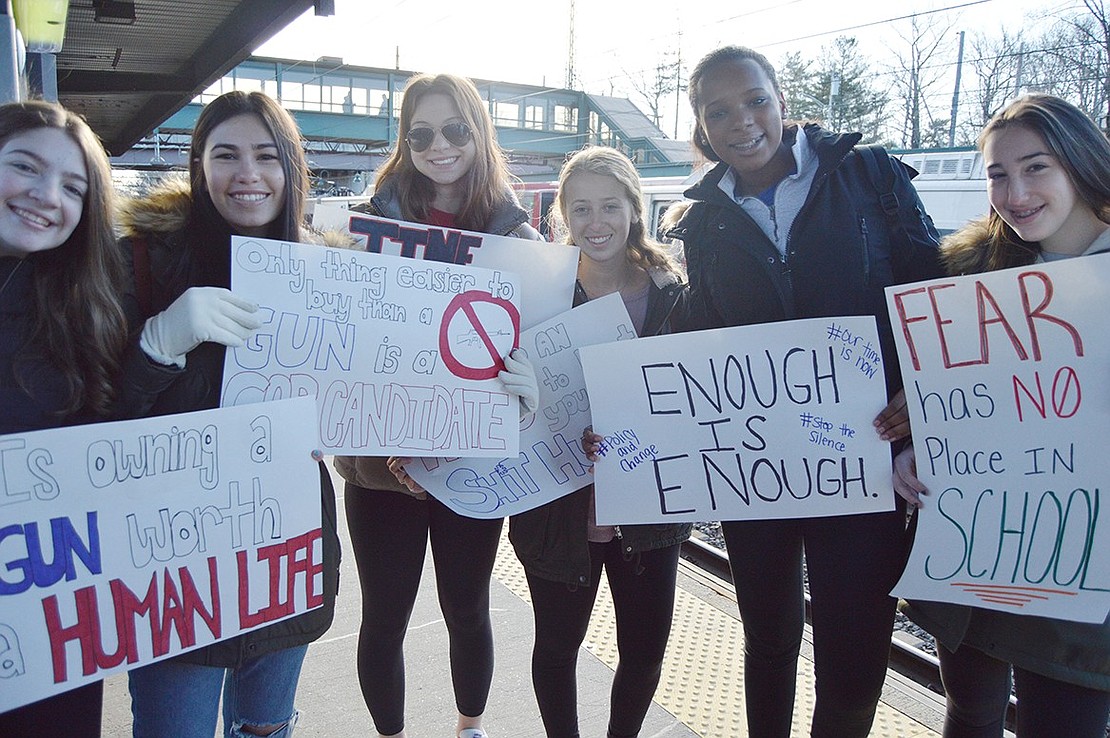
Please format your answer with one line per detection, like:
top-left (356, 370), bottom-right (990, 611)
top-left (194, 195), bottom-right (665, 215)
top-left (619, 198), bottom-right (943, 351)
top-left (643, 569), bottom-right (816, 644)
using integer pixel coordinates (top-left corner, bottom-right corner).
top-left (128, 645), bottom-right (307, 737)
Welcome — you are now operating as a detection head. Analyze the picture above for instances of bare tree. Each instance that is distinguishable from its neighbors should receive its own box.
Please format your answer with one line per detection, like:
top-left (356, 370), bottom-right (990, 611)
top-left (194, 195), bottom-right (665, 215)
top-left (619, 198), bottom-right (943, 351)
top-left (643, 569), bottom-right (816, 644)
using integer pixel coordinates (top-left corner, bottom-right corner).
top-left (624, 52), bottom-right (680, 130)
top-left (965, 28), bottom-right (1026, 131)
top-left (887, 15), bottom-right (956, 148)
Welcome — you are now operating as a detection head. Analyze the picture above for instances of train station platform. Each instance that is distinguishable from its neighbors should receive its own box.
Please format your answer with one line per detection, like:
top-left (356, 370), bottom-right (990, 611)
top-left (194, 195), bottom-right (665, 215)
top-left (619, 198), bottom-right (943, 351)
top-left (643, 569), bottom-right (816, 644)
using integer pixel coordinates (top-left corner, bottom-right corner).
top-left (99, 466), bottom-right (951, 737)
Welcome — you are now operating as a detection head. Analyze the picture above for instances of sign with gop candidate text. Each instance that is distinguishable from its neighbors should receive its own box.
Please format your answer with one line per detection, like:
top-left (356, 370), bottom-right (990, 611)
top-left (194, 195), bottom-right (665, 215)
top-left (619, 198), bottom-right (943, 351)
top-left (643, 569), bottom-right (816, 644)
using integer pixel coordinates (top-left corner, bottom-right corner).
top-left (0, 398), bottom-right (322, 712)
top-left (578, 316), bottom-right (893, 525)
top-left (407, 294), bottom-right (636, 518)
top-left (312, 204), bottom-right (578, 329)
top-left (221, 236), bottom-right (522, 457)
top-left (887, 255), bottom-right (1110, 623)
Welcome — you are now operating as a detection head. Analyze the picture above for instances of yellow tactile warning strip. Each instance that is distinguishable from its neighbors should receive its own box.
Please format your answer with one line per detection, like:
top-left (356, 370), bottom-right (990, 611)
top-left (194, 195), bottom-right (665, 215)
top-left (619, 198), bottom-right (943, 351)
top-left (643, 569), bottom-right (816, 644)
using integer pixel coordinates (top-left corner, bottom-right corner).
top-left (492, 530), bottom-right (941, 738)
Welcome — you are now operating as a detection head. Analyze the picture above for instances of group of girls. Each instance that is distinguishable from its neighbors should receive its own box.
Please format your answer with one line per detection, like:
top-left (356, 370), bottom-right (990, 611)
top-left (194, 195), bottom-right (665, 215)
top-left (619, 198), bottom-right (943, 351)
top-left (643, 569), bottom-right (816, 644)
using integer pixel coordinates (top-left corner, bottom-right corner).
top-left (1, 39), bottom-right (1107, 738)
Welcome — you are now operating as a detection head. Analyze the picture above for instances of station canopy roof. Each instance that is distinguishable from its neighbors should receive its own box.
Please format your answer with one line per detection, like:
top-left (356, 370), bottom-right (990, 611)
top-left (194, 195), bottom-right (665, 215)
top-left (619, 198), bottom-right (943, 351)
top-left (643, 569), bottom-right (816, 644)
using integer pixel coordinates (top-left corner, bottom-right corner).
top-left (56, 0), bottom-right (315, 156)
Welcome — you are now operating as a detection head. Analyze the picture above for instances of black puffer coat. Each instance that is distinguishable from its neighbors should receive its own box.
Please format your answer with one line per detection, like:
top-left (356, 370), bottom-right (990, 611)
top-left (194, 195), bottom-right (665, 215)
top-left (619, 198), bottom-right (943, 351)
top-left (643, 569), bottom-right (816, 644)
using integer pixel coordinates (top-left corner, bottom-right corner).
top-left (668, 124), bottom-right (945, 397)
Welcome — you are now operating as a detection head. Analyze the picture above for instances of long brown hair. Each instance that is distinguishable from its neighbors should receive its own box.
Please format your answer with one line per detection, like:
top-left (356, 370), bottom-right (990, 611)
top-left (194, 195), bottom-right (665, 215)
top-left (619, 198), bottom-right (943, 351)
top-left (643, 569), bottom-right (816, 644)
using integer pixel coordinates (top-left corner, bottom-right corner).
top-left (3, 100), bottom-right (127, 419)
top-left (972, 94), bottom-right (1110, 270)
top-left (375, 73), bottom-right (512, 231)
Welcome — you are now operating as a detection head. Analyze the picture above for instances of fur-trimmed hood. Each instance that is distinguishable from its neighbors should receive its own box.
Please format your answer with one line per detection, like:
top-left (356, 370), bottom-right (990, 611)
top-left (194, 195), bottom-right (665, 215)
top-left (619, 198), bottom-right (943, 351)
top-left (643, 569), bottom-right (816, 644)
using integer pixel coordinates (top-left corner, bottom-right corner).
top-left (940, 215), bottom-right (1039, 276)
top-left (117, 176), bottom-right (193, 238)
top-left (939, 215), bottom-right (996, 276)
top-left (117, 176), bottom-right (356, 248)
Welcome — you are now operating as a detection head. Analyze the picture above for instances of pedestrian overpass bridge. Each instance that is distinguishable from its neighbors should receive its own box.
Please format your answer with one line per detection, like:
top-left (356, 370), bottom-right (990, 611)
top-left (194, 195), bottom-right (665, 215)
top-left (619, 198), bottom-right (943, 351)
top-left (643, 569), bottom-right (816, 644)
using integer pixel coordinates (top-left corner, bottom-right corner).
top-left (111, 56), bottom-right (694, 188)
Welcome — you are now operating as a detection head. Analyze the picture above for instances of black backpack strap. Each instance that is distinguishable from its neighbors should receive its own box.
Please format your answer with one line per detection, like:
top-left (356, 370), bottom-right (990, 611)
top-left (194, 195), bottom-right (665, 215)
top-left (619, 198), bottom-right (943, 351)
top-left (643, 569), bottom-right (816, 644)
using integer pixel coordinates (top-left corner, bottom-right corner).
top-left (857, 144), bottom-right (901, 224)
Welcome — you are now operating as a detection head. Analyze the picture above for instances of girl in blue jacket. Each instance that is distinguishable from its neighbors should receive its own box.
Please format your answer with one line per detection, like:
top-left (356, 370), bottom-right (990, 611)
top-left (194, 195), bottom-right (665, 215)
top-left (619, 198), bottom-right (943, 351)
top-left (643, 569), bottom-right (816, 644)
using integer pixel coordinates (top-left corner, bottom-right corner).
top-left (669, 45), bottom-right (944, 737)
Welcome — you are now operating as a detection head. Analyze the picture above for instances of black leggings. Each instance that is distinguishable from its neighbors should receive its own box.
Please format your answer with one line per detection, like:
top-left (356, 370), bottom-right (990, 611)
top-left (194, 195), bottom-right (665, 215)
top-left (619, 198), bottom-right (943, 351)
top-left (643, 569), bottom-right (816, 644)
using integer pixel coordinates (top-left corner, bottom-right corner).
top-left (344, 484), bottom-right (503, 735)
top-left (939, 642), bottom-right (1110, 738)
top-left (721, 508), bottom-right (907, 738)
top-left (525, 540), bottom-right (681, 738)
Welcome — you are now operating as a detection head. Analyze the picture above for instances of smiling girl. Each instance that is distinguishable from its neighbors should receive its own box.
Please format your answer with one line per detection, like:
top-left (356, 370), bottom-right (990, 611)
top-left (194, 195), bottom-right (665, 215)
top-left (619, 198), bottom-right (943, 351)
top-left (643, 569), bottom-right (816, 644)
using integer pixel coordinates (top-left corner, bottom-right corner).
top-left (0, 99), bottom-right (128, 738)
top-left (666, 45), bottom-right (945, 737)
top-left (118, 90), bottom-right (340, 738)
top-left (509, 146), bottom-right (691, 738)
top-left (894, 94), bottom-right (1110, 738)
top-left (333, 72), bottom-right (541, 738)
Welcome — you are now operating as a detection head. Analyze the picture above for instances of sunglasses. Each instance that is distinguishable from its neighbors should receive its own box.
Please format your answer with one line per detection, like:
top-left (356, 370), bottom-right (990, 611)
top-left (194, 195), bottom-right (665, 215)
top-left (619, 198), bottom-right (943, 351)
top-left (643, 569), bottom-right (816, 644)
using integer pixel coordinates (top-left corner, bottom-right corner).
top-left (405, 122), bottom-right (473, 152)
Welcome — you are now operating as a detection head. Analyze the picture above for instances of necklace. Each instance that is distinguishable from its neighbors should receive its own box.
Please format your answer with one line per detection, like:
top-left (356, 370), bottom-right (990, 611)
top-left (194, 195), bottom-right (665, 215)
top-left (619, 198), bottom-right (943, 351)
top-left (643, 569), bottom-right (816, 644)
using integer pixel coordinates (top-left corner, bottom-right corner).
top-left (0, 259), bottom-right (24, 300)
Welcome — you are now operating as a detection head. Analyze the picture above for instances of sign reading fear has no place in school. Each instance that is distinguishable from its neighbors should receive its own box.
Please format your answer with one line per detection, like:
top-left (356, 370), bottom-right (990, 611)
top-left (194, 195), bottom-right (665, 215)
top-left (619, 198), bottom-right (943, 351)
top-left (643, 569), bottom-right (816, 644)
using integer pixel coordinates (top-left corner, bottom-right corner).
top-left (579, 316), bottom-right (894, 525)
top-left (0, 398), bottom-right (322, 713)
top-left (887, 254), bottom-right (1110, 623)
top-left (221, 236), bottom-right (523, 458)
top-left (407, 294), bottom-right (636, 518)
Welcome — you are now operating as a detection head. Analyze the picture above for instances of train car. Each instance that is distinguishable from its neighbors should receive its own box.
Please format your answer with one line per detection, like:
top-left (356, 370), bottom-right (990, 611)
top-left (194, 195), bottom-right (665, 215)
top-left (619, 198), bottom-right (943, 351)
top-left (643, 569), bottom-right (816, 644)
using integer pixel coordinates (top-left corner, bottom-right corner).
top-left (895, 147), bottom-right (988, 236)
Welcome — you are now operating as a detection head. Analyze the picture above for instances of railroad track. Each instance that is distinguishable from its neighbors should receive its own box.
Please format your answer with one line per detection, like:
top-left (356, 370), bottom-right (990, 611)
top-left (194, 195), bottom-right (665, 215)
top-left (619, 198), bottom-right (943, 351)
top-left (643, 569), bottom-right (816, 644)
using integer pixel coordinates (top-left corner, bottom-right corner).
top-left (679, 536), bottom-right (1023, 731)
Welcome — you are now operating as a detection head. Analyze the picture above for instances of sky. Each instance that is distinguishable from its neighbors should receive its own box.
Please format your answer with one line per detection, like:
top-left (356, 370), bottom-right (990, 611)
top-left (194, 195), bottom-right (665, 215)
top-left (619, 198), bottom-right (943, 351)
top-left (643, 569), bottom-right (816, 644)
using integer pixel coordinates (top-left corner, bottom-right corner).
top-left (257, 0), bottom-right (1079, 141)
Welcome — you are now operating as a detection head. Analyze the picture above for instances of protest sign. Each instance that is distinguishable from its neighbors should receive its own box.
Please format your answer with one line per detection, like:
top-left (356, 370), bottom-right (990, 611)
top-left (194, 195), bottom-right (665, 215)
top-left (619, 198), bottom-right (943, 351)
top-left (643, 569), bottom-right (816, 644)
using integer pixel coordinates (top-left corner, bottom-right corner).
top-left (887, 255), bottom-right (1110, 623)
top-left (0, 398), bottom-right (322, 712)
top-left (313, 203), bottom-right (578, 328)
top-left (407, 294), bottom-right (635, 518)
top-left (578, 316), bottom-right (893, 525)
top-left (221, 236), bottom-right (521, 457)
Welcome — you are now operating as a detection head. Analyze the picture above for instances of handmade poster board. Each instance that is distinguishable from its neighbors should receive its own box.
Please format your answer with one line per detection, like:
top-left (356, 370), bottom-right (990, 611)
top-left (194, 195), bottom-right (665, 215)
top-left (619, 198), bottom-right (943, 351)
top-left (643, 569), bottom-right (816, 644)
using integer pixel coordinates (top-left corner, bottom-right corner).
top-left (0, 398), bottom-right (322, 711)
top-left (579, 316), bottom-right (893, 524)
top-left (887, 254), bottom-right (1110, 623)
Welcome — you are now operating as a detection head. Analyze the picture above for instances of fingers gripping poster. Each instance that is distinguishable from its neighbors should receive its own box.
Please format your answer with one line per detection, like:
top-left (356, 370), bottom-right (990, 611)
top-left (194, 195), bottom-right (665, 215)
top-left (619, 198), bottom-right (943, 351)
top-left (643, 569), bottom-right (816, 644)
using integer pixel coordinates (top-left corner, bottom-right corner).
top-left (887, 255), bottom-right (1110, 623)
top-left (406, 294), bottom-right (636, 518)
top-left (221, 236), bottom-right (522, 457)
top-left (312, 205), bottom-right (579, 329)
top-left (0, 398), bottom-right (322, 712)
top-left (579, 316), bottom-right (893, 525)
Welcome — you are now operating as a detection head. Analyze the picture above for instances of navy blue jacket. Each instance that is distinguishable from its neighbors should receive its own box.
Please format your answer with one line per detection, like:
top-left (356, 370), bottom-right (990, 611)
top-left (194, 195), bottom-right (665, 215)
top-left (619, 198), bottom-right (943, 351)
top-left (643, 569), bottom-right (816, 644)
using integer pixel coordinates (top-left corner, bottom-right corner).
top-left (669, 124), bottom-right (944, 397)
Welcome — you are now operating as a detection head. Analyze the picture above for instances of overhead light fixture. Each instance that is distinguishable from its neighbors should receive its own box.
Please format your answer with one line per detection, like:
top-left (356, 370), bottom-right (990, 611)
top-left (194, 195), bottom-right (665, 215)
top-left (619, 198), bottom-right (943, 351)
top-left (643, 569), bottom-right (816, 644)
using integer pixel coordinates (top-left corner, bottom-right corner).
top-left (93, 0), bottom-right (135, 25)
top-left (12, 0), bottom-right (70, 53)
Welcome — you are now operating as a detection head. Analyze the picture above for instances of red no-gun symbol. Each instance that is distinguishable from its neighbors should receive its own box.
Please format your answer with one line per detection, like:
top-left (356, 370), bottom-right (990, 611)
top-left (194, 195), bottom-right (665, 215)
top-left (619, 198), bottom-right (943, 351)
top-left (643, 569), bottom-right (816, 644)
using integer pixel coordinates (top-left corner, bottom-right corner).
top-left (439, 290), bottom-right (521, 380)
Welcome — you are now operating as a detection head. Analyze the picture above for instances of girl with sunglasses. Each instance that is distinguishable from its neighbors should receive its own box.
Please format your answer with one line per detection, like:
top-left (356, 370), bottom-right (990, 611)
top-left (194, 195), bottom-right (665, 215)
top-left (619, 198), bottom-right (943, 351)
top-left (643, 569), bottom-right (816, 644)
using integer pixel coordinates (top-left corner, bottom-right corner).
top-left (894, 94), bottom-right (1110, 738)
top-left (0, 100), bottom-right (128, 738)
top-left (333, 72), bottom-right (542, 738)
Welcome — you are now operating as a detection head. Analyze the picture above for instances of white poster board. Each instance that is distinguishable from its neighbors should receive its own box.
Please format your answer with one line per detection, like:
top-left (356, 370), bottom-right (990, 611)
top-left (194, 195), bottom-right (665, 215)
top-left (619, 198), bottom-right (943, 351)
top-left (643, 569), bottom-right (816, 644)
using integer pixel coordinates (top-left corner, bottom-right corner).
top-left (407, 294), bottom-right (635, 518)
top-left (313, 204), bottom-right (578, 329)
top-left (0, 398), bottom-right (322, 712)
top-left (887, 254), bottom-right (1110, 623)
top-left (579, 316), bottom-right (893, 524)
top-left (221, 236), bottom-right (521, 458)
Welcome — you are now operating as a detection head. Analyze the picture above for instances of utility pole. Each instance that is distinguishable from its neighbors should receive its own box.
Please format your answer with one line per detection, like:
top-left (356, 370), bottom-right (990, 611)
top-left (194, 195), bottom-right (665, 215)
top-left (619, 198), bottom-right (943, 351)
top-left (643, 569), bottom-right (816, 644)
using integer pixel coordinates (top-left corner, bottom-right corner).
top-left (826, 73), bottom-right (840, 128)
top-left (674, 28), bottom-right (682, 139)
top-left (0, 1), bottom-right (20, 103)
top-left (565, 0), bottom-right (576, 89)
top-left (949, 30), bottom-right (965, 147)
